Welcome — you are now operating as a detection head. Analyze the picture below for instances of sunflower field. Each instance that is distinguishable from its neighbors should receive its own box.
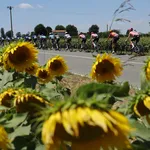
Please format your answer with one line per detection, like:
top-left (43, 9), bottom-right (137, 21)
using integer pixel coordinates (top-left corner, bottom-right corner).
top-left (0, 41), bottom-right (150, 150)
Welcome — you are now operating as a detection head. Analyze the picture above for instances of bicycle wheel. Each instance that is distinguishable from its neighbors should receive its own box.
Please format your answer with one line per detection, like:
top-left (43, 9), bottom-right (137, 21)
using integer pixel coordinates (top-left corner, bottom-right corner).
top-left (78, 44), bottom-right (83, 52)
top-left (69, 44), bottom-right (74, 52)
top-left (137, 45), bottom-right (144, 55)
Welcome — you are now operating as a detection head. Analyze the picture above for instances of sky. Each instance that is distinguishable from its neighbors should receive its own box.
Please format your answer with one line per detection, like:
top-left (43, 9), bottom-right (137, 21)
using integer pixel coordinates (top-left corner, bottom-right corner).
top-left (0, 0), bottom-right (150, 35)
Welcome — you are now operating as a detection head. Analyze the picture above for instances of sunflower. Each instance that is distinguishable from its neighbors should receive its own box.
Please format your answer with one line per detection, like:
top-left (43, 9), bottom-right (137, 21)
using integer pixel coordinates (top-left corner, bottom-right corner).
top-left (0, 88), bottom-right (21, 107)
top-left (0, 126), bottom-right (10, 150)
top-left (36, 67), bottom-right (53, 84)
top-left (90, 53), bottom-right (123, 82)
top-left (14, 93), bottom-right (47, 113)
top-left (145, 60), bottom-right (150, 80)
top-left (46, 55), bottom-right (68, 76)
top-left (25, 63), bottom-right (39, 76)
top-left (134, 96), bottom-right (150, 117)
top-left (3, 41), bottom-right (38, 72)
top-left (42, 107), bottom-right (132, 150)
top-left (0, 55), bottom-right (3, 66)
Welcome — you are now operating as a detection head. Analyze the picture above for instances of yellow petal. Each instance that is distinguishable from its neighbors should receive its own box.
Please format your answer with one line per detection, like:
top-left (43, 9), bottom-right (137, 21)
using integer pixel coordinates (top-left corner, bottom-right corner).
top-left (109, 110), bottom-right (129, 124)
top-left (144, 97), bottom-right (150, 110)
top-left (68, 109), bottom-right (79, 137)
top-left (146, 115), bottom-right (150, 125)
top-left (90, 110), bottom-right (108, 132)
top-left (62, 110), bottom-right (74, 136)
top-left (42, 115), bottom-right (57, 144)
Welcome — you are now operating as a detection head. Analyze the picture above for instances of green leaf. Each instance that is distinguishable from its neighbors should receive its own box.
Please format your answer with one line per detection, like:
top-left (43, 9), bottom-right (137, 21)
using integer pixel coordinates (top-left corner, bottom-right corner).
top-left (75, 82), bottom-right (130, 99)
top-left (0, 70), bottom-right (14, 88)
top-left (40, 82), bottom-right (61, 100)
top-left (24, 75), bottom-right (37, 89)
top-left (130, 119), bottom-right (150, 140)
top-left (35, 144), bottom-right (45, 150)
top-left (9, 124), bottom-right (31, 140)
top-left (12, 135), bottom-right (33, 150)
top-left (140, 71), bottom-right (150, 90)
top-left (5, 113), bottom-right (28, 128)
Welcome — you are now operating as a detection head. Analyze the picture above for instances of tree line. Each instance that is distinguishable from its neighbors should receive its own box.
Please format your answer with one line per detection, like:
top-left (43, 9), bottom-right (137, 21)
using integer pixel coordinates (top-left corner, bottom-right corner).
top-left (1, 23), bottom-right (150, 39)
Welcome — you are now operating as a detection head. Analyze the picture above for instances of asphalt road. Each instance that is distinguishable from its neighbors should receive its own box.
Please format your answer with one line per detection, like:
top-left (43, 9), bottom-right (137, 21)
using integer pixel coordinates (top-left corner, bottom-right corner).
top-left (38, 49), bottom-right (147, 88)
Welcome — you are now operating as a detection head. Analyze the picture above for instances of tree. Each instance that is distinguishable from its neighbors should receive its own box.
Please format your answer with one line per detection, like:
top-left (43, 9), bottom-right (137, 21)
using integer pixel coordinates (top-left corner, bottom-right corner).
top-left (66, 25), bottom-right (78, 36)
top-left (31, 31), bottom-right (35, 36)
top-left (89, 25), bottom-right (99, 34)
top-left (34, 24), bottom-right (47, 36)
top-left (16, 32), bottom-right (21, 37)
top-left (46, 26), bottom-right (52, 35)
top-left (1, 28), bottom-right (5, 38)
top-left (99, 32), bottom-right (109, 38)
top-left (6, 30), bottom-right (12, 38)
top-left (55, 25), bottom-right (66, 30)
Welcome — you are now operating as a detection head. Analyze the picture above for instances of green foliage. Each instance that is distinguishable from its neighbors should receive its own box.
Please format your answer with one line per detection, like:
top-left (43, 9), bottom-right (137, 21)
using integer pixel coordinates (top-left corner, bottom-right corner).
top-left (75, 82), bottom-right (130, 107)
top-left (34, 24), bottom-right (47, 36)
top-left (6, 30), bottom-right (13, 38)
top-left (1, 27), bottom-right (5, 38)
top-left (66, 24), bottom-right (78, 36)
top-left (88, 24), bottom-right (99, 33)
top-left (16, 32), bottom-right (21, 38)
top-left (46, 26), bottom-right (52, 35)
top-left (55, 25), bottom-right (66, 30)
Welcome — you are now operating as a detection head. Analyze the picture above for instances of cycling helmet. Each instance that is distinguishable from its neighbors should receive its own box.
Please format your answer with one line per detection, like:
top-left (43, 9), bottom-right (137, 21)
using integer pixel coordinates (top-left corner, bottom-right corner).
top-left (79, 32), bottom-right (83, 35)
top-left (65, 32), bottom-right (68, 34)
top-left (129, 28), bottom-right (133, 31)
top-left (109, 30), bottom-right (113, 33)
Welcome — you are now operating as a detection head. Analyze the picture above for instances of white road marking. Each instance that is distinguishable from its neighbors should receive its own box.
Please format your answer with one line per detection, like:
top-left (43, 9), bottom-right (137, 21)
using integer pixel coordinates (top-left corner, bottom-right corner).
top-left (39, 51), bottom-right (145, 65)
top-left (39, 51), bottom-right (93, 59)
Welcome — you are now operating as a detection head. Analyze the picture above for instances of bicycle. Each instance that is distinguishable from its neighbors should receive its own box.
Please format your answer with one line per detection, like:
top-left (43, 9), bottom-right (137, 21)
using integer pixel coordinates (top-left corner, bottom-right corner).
top-left (75, 41), bottom-right (88, 52)
top-left (63, 39), bottom-right (74, 52)
top-left (124, 41), bottom-right (144, 55)
top-left (90, 40), bottom-right (101, 53)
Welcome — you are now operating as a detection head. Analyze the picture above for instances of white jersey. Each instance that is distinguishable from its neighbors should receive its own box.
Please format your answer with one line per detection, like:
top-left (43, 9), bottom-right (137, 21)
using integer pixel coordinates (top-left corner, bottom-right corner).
top-left (55, 35), bottom-right (60, 39)
top-left (64, 34), bottom-right (71, 39)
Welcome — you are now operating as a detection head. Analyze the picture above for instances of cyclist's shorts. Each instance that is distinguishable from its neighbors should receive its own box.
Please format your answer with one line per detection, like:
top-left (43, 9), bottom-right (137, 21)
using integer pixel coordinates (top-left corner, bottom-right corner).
top-left (93, 37), bottom-right (99, 43)
top-left (51, 39), bottom-right (55, 43)
top-left (131, 35), bottom-right (140, 43)
top-left (67, 38), bottom-right (71, 43)
top-left (56, 39), bottom-right (60, 43)
top-left (112, 36), bottom-right (119, 43)
top-left (82, 38), bottom-right (86, 43)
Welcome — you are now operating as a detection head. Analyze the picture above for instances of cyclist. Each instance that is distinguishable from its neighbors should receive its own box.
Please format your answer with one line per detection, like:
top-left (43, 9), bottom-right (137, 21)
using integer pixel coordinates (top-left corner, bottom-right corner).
top-left (125, 28), bottom-right (140, 49)
top-left (1, 37), bottom-right (4, 46)
top-left (64, 32), bottom-right (72, 50)
top-left (39, 34), bottom-right (47, 49)
top-left (55, 33), bottom-right (60, 50)
top-left (78, 32), bottom-right (86, 48)
top-left (49, 32), bottom-right (55, 49)
top-left (90, 32), bottom-right (99, 49)
top-left (107, 30), bottom-right (120, 54)
top-left (6, 36), bottom-right (11, 44)
top-left (32, 34), bottom-right (37, 46)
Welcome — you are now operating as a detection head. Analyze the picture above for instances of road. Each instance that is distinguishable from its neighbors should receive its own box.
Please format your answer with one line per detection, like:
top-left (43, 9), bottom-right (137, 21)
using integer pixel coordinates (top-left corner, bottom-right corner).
top-left (38, 50), bottom-right (147, 87)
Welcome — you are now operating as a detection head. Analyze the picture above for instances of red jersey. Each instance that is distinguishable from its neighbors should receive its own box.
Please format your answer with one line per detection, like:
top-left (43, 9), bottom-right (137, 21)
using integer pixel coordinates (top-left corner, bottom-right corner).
top-left (109, 32), bottom-right (118, 38)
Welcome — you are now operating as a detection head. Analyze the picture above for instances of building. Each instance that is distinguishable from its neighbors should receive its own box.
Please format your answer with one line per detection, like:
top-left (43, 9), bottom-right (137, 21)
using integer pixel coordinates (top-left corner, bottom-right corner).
top-left (53, 30), bottom-right (66, 37)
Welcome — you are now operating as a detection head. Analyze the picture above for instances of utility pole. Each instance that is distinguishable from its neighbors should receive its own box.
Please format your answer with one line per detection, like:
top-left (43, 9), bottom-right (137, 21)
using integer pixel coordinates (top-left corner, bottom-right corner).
top-left (7, 6), bottom-right (13, 38)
